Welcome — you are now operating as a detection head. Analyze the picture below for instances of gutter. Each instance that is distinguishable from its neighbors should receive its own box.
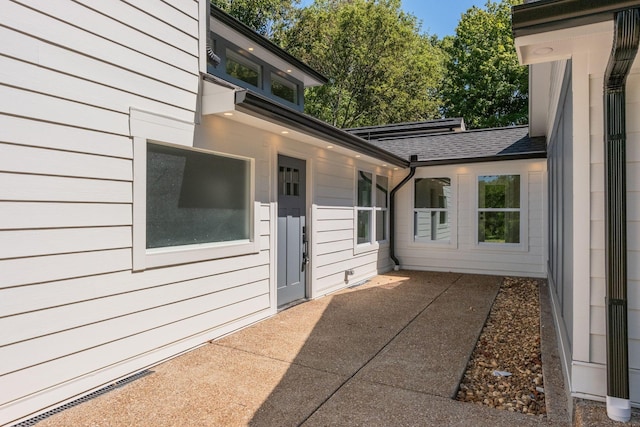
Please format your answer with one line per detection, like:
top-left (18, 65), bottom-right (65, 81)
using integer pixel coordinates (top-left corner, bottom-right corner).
top-left (234, 90), bottom-right (409, 168)
top-left (389, 155), bottom-right (418, 269)
top-left (603, 7), bottom-right (639, 423)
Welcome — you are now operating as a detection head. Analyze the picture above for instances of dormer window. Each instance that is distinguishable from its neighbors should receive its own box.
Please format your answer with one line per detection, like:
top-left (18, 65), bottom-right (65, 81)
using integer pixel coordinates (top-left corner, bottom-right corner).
top-left (271, 73), bottom-right (298, 104)
top-left (226, 49), bottom-right (261, 88)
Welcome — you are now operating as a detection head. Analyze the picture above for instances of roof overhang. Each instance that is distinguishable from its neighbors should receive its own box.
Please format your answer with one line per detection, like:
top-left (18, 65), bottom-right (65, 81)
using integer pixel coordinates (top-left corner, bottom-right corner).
top-left (201, 76), bottom-right (409, 168)
top-left (210, 6), bottom-right (327, 87)
top-left (410, 151), bottom-right (547, 168)
top-left (512, 0), bottom-right (640, 38)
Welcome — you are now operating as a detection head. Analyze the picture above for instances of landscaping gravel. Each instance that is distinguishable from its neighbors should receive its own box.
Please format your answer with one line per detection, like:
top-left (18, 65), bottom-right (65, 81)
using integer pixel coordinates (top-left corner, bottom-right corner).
top-left (457, 277), bottom-right (546, 417)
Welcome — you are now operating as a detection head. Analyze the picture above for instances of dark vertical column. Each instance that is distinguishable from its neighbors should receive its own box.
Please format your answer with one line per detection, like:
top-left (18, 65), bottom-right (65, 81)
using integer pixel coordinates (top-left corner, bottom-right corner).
top-left (603, 9), bottom-right (639, 414)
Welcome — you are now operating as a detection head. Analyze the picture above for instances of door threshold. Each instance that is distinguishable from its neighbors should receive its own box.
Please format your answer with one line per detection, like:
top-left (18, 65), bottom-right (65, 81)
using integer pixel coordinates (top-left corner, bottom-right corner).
top-left (277, 298), bottom-right (309, 312)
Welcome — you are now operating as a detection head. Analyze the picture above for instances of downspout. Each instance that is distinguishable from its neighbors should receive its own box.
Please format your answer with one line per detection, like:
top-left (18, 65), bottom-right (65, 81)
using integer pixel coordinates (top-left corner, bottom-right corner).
top-left (390, 154), bottom-right (418, 270)
top-left (604, 8), bottom-right (639, 423)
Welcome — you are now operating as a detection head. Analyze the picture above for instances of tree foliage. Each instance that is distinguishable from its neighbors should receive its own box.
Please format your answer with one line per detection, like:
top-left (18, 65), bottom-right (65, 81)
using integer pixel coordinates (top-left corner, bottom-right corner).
top-left (440, 0), bottom-right (527, 129)
top-left (210, 0), bottom-right (298, 40)
top-left (282, 0), bottom-right (445, 128)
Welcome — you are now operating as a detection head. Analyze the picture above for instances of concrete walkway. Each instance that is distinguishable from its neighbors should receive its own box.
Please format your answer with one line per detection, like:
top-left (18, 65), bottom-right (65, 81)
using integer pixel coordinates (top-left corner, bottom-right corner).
top-left (36, 271), bottom-right (563, 426)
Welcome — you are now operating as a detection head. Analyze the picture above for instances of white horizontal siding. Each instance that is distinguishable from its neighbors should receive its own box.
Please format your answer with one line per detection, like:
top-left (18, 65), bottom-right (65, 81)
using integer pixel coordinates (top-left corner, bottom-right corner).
top-left (2, 1), bottom-right (198, 91)
top-left (394, 161), bottom-right (546, 277)
top-left (0, 115), bottom-right (132, 158)
top-left (0, 143), bottom-right (132, 181)
top-left (0, 202), bottom-right (132, 230)
top-left (0, 227), bottom-right (131, 259)
top-left (1, 275), bottom-right (270, 375)
top-left (0, 173), bottom-right (131, 203)
top-left (0, 249), bottom-right (132, 288)
top-left (0, 293), bottom-right (270, 407)
top-left (0, 26), bottom-right (196, 113)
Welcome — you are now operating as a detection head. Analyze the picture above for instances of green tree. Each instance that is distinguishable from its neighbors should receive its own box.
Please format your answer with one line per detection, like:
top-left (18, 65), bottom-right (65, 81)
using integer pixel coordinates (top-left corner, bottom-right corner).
top-left (211, 0), bottom-right (298, 40)
top-left (283, 0), bottom-right (445, 128)
top-left (440, 0), bottom-right (527, 129)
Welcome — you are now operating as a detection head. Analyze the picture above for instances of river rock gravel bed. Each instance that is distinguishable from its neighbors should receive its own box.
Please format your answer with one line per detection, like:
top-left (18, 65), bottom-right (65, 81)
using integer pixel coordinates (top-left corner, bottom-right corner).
top-left (456, 277), bottom-right (546, 417)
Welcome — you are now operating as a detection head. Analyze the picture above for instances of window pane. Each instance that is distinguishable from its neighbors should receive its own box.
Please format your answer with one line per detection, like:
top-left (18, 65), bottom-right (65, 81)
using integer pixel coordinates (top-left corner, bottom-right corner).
top-left (376, 175), bottom-right (388, 208)
top-left (376, 210), bottom-right (387, 241)
top-left (415, 178), bottom-right (450, 209)
top-left (357, 171), bottom-right (372, 207)
top-left (414, 210), bottom-right (450, 241)
top-left (357, 210), bottom-right (371, 244)
top-left (478, 175), bottom-right (520, 208)
top-left (146, 143), bottom-right (250, 249)
top-left (226, 49), bottom-right (261, 87)
top-left (478, 211), bottom-right (520, 243)
top-left (271, 73), bottom-right (298, 104)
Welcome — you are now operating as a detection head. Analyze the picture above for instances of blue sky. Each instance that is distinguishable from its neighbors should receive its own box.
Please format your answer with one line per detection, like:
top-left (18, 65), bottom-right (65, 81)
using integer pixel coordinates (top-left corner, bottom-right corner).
top-left (401, 0), bottom-right (486, 37)
top-left (297, 0), bottom-right (488, 38)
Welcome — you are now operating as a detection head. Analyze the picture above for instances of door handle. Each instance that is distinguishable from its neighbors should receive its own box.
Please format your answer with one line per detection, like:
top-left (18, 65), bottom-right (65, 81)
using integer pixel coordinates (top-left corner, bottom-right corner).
top-left (302, 226), bottom-right (309, 272)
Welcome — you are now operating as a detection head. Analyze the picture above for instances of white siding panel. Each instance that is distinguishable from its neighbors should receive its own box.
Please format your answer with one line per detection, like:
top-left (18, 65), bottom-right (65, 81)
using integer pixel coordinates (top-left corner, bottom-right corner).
top-left (315, 219), bottom-right (353, 232)
top-left (316, 239), bottom-right (353, 255)
top-left (0, 294), bottom-right (269, 407)
top-left (1, 279), bottom-right (269, 375)
top-left (0, 26), bottom-right (196, 112)
top-left (0, 115), bottom-right (131, 158)
top-left (0, 227), bottom-right (131, 259)
top-left (0, 202), bottom-right (132, 229)
top-left (1, 250), bottom-right (270, 317)
top-left (0, 86), bottom-right (129, 136)
top-left (0, 173), bottom-right (131, 203)
top-left (315, 229), bottom-right (353, 244)
top-left (15, 0), bottom-right (196, 74)
top-left (315, 251), bottom-right (379, 279)
top-left (0, 56), bottom-right (194, 122)
top-left (0, 249), bottom-right (131, 289)
top-left (158, 0), bottom-right (198, 19)
top-left (74, 0), bottom-right (198, 54)
top-left (2, 1), bottom-right (197, 91)
top-left (315, 208), bottom-right (354, 221)
top-left (0, 144), bottom-right (132, 181)
top-left (132, 0), bottom-right (199, 30)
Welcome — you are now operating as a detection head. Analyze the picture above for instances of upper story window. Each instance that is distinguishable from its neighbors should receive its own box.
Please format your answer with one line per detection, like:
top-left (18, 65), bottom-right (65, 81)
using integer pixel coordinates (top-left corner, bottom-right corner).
top-left (226, 49), bottom-right (261, 88)
top-left (414, 178), bottom-right (451, 242)
top-left (271, 73), bottom-right (297, 104)
top-left (477, 175), bottom-right (520, 244)
top-left (207, 33), bottom-right (303, 110)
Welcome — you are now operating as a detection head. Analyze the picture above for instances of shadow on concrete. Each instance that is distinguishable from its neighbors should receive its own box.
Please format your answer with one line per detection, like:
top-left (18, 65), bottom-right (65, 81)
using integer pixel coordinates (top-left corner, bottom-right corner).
top-left (229, 270), bottom-right (502, 426)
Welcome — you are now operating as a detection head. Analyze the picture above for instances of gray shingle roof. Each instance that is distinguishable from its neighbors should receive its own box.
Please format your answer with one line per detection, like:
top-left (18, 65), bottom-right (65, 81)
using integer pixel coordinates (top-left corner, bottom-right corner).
top-left (362, 125), bottom-right (546, 164)
top-left (345, 118), bottom-right (465, 140)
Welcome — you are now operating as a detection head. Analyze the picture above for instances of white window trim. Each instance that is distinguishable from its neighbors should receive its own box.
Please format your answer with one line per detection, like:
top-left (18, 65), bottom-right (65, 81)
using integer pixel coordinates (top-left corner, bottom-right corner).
top-left (474, 172), bottom-right (528, 252)
top-left (354, 170), bottom-right (389, 254)
top-left (410, 176), bottom-right (457, 249)
top-left (131, 108), bottom-right (260, 271)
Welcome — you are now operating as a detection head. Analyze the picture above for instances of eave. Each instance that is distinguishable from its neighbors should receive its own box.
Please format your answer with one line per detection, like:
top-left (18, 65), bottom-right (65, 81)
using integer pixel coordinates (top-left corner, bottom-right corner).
top-left (512, 0), bottom-right (640, 38)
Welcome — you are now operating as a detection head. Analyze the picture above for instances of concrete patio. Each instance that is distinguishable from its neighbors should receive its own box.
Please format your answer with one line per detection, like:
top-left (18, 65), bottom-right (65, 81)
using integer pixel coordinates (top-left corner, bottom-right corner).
top-left (33, 271), bottom-right (568, 426)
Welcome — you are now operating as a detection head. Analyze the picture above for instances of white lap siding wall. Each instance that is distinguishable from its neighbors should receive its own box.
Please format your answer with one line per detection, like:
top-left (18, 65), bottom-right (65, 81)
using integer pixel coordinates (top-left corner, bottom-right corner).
top-left (197, 115), bottom-right (394, 301)
top-left (392, 159), bottom-right (546, 278)
top-left (0, 1), bottom-right (265, 424)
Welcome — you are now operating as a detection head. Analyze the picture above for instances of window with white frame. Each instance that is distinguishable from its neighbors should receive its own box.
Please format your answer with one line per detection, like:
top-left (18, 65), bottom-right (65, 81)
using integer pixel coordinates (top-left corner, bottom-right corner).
top-left (414, 178), bottom-right (451, 242)
top-left (146, 142), bottom-right (251, 249)
top-left (356, 171), bottom-right (388, 245)
top-left (477, 175), bottom-right (520, 244)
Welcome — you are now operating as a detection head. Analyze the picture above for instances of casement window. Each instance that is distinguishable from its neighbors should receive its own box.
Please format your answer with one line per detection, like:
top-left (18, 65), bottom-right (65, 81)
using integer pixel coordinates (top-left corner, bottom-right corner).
top-left (131, 108), bottom-right (259, 270)
top-left (356, 171), bottom-right (388, 246)
top-left (414, 178), bottom-right (451, 242)
top-left (477, 175), bottom-right (520, 244)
